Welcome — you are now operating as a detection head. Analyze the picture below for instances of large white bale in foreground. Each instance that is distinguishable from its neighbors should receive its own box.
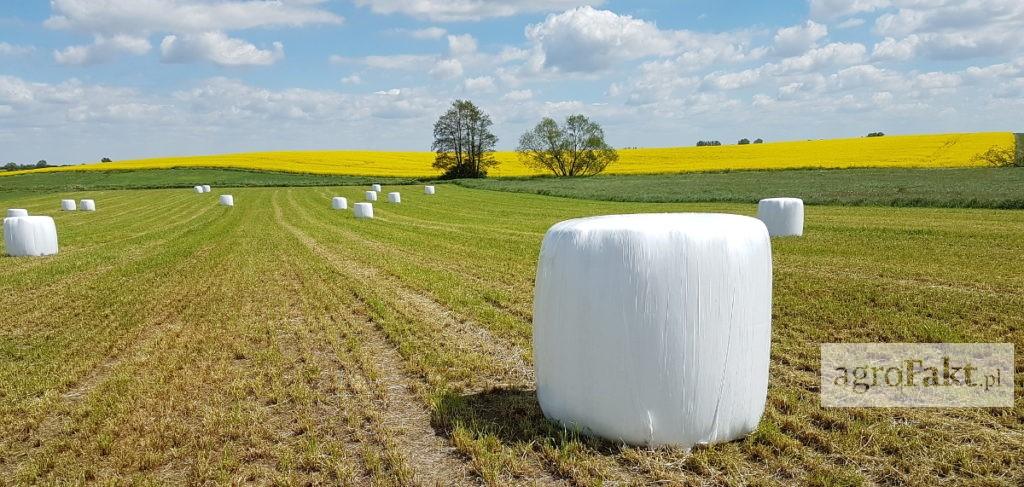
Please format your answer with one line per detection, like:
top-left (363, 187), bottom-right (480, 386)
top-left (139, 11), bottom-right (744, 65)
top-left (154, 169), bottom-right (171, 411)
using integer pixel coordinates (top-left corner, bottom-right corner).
top-left (79, 199), bottom-right (96, 212)
top-left (219, 195), bottom-right (234, 207)
top-left (353, 202), bottom-right (374, 219)
top-left (533, 213), bottom-right (773, 448)
top-left (424, 185), bottom-right (436, 195)
top-left (757, 198), bottom-right (804, 237)
top-left (371, 184), bottom-right (382, 192)
top-left (365, 191), bottom-right (378, 202)
top-left (387, 192), bottom-right (401, 204)
top-left (332, 197), bottom-right (348, 210)
top-left (7, 209), bottom-right (28, 218)
top-left (194, 185), bottom-right (204, 194)
top-left (202, 185), bottom-right (212, 193)
top-left (61, 199), bottom-right (76, 211)
top-left (4, 216), bottom-right (59, 257)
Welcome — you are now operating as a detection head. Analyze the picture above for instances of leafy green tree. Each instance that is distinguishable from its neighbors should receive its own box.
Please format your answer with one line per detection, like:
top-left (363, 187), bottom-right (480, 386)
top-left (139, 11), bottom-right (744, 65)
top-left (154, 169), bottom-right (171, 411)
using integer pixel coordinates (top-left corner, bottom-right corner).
top-left (517, 115), bottom-right (618, 176)
top-left (431, 100), bottom-right (499, 179)
top-left (738, 138), bottom-right (751, 145)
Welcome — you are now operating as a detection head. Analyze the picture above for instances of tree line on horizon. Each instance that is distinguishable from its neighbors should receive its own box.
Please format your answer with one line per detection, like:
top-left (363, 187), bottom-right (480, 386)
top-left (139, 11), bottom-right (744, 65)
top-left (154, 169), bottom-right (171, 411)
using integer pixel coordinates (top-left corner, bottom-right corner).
top-left (431, 99), bottom-right (618, 179)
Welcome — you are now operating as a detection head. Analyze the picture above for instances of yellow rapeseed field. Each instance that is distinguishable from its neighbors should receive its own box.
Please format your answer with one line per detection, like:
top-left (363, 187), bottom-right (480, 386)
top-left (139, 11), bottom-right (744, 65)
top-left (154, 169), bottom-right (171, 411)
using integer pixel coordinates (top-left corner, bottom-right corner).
top-left (2, 132), bottom-right (1012, 178)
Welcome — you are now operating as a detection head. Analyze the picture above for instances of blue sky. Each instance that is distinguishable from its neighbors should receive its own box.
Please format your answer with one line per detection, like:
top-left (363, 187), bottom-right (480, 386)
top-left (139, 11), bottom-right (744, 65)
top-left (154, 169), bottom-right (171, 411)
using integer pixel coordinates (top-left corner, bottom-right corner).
top-left (1, 0), bottom-right (1022, 164)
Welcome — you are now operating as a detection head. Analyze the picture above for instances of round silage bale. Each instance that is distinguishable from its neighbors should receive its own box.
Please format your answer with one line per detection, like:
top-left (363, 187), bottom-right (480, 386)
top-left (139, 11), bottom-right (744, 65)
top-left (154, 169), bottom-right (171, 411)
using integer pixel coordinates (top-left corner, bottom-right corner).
top-left (3, 216), bottom-right (59, 257)
top-left (202, 185), bottom-right (212, 193)
top-left (365, 191), bottom-right (378, 202)
top-left (533, 213), bottom-right (772, 448)
top-left (387, 192), bottom-right (401, 204)
top-left (371, 184), bottom-right (382, 193)
top-left (332, 197), bottom-right (348, 210)
top-left (60, 200), bottom-right (76, 211)
top-left (353, 203), bottom-right (374, 219)
top-left (757, 198), bottom-right (804, 237)
top-left (424, 186), bottom-right (436, 195)
top-left (79, 199), bottom-right (96, 212)
top-left (194, 185), bottom-right (204, 194)
top-left (219, 195), bottom-right (234, 207)
top-left (7, 209), bottom-right (28, 218)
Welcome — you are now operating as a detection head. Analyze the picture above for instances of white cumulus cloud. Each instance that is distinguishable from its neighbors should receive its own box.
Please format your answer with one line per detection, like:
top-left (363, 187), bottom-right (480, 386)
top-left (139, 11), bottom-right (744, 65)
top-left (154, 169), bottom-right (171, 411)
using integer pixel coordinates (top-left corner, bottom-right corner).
top-left (160, 32), bottom-right (284, 66)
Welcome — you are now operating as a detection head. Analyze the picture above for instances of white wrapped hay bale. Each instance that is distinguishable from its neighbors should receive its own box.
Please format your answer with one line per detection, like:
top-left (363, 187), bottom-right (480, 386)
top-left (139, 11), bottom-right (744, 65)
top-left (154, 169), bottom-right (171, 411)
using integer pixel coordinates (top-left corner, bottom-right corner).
top-left (533, 213), bottom-right (772, 448)
top-left (387, 192), bottom-right (401, 204)
top-left (79, 199), bottom-right (96, 212)
top-left (371, 184), bottom-right (382, 192)
top-left (365, 191), bottom-right (378, 202)
top-left (202, 185), bottom-right (212, 193)
top-left (4, 216), bottom-right (59, 257)
top-left (219, 195), bottom-right (234, 207)
top-left (194, 185), bottom-right (204, 194)
top-left (757, 198), bottom-right (804, 237)
top-left (424, 185), bottom-right (436, 195)
top-left (353, 202), bottom-right (374, 219)
top-left (61, 199), bottom-right (76, 211)
top-left (332, 197), bottom-right (348, 210)
top-left (7, 209), bottom-right (28, 218)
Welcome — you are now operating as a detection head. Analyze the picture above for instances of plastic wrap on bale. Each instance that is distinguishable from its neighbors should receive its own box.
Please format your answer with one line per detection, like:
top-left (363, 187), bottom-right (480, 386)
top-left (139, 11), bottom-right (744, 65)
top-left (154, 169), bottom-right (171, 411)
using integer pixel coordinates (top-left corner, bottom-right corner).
top-left (219, 195), bottom-right (234, 207)
top-left (365, 191), bottom-right (378, 202)
top-left (354, 203), bottom-right (374, 219)
top-left (194, 186), bottom-right (204, 194)
top-left (202, 185), bottom-right (211, 193)
top-left (387, 192), bottom-right (401, 204)
top-left (4, 216), bottom-right (59, 257)
top-left (7, 209), bottom-right (28, 218)
top-left (61, 200), bottom-right (76, 211)
top-left (332, 197), bottom-right (348, 210)
top-left (79, 199), bottom-right (96, 212)
top-left (533, 213), bottom-right (772, 448)
top-left (424, 186), bottom-right (436, 195)
top-left (757, 198), bottom-right (804, 237)
top-left (371, 184), bottom-right (382, 192)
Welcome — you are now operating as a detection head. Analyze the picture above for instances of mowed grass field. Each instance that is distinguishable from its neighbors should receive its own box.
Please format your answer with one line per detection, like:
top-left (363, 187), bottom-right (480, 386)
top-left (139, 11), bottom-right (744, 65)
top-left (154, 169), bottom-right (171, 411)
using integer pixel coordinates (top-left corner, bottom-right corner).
top-left (1, 132), bottom-right (1013, 178)
top-left (1, 185), bottom-right (1022, 485)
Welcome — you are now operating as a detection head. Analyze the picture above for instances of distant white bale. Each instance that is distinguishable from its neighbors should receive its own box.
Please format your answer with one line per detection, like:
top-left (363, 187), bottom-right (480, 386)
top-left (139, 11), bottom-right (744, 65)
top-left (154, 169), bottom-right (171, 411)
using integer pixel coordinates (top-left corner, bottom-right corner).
top-left (387, 192), bottom-right (401, 204)
top-left (219, 195), bottom-right (234, 207)
top-left (354, 202), bottom-right (374, 219)
top-left (365, 191), bottom-right (378, 202)
top-left (4, 216), bottom-right (59, 257)
top-left (757, 198), bottom-right (804, 237)
top-left (424, 185), bottom-right (436, 195)
top-left (371, 184), bottom-right (382, 192)
top-left (7, 209), bottom-right (28, 218)
top-left (202, 185), bottom-right (212, 193)
top-left (79, 199), bottom-right (96, 212)
top-left (332, 197), bottom-right (348, 210)
top-left (194, 185), bottom-right (204, 194)
top-left (61, 199), bottom-right (76, 211)
top-left (533, 213), bottom-right (772, 448)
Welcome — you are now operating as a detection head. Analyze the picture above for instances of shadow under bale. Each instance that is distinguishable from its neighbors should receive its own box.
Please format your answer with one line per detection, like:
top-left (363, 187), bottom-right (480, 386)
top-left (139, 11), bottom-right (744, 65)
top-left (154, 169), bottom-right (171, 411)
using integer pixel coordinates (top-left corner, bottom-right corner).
top-left (431, 387), bottom-right (626, 454)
